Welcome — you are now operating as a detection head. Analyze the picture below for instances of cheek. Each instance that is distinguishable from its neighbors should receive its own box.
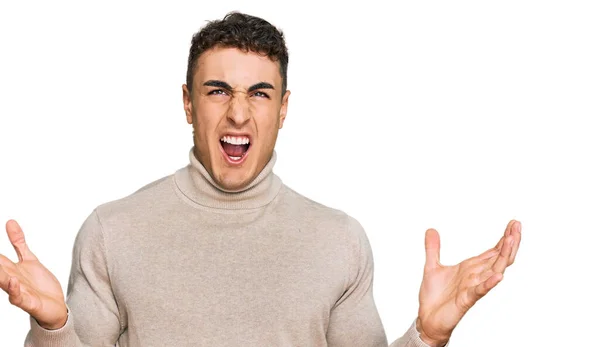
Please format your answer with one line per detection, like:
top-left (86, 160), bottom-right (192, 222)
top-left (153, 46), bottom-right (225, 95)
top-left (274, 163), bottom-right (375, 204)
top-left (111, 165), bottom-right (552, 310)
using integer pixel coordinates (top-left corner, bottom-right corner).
top-left (256, 120), bottom-right (281, 151)
top-left (194, 102), bottom-right (226, 136)
top-left (252, 102), bottom-right (281, 129)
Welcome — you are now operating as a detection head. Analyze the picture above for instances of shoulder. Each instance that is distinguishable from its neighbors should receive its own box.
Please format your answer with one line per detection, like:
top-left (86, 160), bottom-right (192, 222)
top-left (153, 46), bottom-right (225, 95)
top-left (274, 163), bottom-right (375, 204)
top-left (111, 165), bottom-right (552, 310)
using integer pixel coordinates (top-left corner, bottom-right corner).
top-left (278, 184), bottom-right (369, 241)
top-left (277, 185), bottom-right (374, 288)
top-left (92, 173), bottom-right (176, 226)
top-left (278, 184), bottom-right (349, 220)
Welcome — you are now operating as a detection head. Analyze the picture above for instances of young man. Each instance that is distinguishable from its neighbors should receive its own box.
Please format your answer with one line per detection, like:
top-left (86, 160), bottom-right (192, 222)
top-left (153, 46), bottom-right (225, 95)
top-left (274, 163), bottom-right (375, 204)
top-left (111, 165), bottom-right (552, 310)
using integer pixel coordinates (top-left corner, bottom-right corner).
top-left (1, 12), bottom-right (521, 347)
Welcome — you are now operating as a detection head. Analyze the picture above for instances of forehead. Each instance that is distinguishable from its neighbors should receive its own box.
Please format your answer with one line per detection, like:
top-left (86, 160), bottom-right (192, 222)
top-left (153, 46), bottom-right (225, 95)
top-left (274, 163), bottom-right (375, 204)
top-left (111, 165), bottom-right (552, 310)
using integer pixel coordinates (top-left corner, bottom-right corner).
top-left (194, 47), bottom-right (282, 89)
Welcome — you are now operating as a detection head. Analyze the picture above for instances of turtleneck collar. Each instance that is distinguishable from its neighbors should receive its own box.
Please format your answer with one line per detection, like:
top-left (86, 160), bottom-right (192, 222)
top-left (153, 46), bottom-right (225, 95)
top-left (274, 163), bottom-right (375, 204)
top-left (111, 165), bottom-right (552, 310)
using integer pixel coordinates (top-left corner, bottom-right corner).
top-left (174, 147), bottom-right (282, 210)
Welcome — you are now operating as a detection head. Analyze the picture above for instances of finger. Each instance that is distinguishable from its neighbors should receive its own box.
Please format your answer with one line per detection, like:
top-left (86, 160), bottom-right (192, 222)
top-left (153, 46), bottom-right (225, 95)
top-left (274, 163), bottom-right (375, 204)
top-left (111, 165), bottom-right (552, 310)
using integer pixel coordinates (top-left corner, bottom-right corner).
top-left (504, 220), bottom-right (518, 238)
top-left (0, 266), bottom-right (10, 292)
top-left (2, 273), bottom-right (35, 313)
top-left (5, 220), bottom-right (38, 262)
top-left (7, 276), bottom-right (24, 307)
top-left (477, 269), bottom-right (495, 283)
top-left (470, 272), bottom-right (503, 301)
top-left (482, 221), bottom-right (520, 268)
top-left (492, 235), bottom-right (513, 273)
top-left (0, 253), bottom-right (15, 268)
top-left (424, 228), bottom-right (441, 271)
top-left (508, 221), bottom-right (522, 265)
top-left (473, 247), bottom-right (499, 263)
top-left (494, 219), bottom-right (518, 251)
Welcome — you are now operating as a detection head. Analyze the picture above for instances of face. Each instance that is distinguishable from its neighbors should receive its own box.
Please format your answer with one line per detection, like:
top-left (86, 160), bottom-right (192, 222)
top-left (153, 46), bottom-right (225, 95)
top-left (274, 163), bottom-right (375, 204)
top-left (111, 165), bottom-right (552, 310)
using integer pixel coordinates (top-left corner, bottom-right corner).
top-left (182, 47), bottom-right (290, 191)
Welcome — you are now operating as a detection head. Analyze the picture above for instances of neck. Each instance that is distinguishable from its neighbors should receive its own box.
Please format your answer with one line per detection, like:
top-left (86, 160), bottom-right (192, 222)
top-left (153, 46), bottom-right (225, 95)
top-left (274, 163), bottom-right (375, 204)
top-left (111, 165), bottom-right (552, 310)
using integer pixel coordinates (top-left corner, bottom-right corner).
top-left (174, 147), bottom-right (282, 210)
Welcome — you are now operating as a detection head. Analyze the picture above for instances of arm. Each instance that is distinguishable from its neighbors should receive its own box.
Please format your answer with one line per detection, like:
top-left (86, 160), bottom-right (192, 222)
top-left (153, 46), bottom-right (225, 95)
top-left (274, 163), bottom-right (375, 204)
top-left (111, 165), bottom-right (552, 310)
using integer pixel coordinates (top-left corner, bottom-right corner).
top-left (327, 217), bottom-right (520, 347)
top-left (326, 216), bottom-right (434, 347)
top-left (25, 210), bottom-right (123, 346)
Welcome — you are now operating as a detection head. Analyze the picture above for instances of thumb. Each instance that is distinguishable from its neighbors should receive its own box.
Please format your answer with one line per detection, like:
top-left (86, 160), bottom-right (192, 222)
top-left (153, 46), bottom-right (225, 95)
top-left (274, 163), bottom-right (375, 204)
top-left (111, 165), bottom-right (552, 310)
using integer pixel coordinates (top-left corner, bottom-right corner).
top-left (424, 228), bottom-right (441, 271)
top-left (6, 220), bottom-right (38, 262)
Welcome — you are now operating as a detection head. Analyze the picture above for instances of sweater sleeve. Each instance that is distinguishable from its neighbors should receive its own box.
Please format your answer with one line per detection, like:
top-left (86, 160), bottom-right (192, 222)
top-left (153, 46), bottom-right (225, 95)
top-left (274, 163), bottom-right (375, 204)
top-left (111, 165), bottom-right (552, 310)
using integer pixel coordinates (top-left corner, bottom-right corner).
top-left (24, 210), bottom-right (122, 346)
top-left (326, 216), bottom-right (446, 347)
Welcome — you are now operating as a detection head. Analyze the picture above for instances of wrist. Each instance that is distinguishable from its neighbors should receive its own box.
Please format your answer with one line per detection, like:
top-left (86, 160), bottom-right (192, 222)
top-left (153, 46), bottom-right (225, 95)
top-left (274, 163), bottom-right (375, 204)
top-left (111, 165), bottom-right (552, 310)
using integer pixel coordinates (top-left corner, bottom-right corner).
top-left (37, 305), bottom-right (68, 330)
top-left (416, 317), bottom-right (449, 347)
top-left (38, 315), bottom-right (67, 330)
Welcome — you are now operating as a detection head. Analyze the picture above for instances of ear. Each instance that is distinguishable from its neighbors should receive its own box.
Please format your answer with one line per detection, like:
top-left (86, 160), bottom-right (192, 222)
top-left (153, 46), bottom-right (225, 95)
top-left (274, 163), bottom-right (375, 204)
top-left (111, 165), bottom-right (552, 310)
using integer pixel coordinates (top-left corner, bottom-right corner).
top-left (278, 90), bottom-right (291, 129)
top-left (182, 84), bottom-right (193, 124)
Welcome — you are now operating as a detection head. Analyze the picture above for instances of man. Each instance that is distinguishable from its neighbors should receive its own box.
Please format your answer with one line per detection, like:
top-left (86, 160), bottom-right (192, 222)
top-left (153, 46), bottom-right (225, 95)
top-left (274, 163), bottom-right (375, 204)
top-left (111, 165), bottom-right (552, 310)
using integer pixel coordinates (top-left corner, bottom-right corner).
top-left (0, 12), bottom-right (521, 347)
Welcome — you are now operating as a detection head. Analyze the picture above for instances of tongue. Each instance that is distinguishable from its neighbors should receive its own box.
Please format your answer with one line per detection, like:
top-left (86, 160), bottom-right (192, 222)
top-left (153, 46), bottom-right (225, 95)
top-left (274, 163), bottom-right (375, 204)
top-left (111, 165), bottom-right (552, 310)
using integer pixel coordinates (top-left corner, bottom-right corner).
top-left (222, 143), bottom-right (248, 157)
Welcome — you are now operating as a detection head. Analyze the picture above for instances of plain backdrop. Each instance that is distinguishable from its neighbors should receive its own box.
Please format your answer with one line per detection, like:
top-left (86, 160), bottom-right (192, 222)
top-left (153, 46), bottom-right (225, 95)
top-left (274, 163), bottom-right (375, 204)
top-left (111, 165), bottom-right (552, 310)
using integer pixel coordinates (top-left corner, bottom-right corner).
top-left (1, 1), bottom-right (599, 346)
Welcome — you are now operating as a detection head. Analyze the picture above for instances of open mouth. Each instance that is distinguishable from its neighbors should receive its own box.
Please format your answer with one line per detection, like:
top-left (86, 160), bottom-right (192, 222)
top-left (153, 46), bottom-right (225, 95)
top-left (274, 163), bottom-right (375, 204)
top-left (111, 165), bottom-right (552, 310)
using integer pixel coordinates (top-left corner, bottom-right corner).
top-left (219, 135), bottom-right (251, 163)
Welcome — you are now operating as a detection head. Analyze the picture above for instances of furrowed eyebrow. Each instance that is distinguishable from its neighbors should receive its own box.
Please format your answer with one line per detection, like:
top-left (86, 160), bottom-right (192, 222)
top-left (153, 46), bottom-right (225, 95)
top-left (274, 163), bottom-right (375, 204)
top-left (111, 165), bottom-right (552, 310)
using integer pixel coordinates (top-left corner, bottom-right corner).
top-left (203, 80), bottom-right (233, 91)
top-left (248, 82), bottom-right (275, 93)
top-left (203, 80), bottom-right (275, 93)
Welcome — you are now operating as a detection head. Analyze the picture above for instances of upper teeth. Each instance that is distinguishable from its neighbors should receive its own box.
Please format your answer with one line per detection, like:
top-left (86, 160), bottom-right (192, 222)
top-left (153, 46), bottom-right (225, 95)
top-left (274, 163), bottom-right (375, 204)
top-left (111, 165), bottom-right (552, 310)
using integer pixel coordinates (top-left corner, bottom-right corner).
top-left (220, 136), bottom-right (250, 145)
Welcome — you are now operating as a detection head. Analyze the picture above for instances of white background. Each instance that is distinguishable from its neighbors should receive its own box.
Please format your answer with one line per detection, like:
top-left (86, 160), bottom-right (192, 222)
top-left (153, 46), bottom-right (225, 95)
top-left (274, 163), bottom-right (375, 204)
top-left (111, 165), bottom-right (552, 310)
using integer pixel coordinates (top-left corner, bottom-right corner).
top-left (1, 1), bottom-right (599, 346)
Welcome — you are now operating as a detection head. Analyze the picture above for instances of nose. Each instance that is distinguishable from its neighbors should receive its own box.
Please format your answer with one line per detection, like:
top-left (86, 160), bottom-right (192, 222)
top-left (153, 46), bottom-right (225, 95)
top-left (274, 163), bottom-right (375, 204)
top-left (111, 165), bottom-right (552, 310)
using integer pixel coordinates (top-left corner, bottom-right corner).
top-left (226, 92), bottom-right (251, 127)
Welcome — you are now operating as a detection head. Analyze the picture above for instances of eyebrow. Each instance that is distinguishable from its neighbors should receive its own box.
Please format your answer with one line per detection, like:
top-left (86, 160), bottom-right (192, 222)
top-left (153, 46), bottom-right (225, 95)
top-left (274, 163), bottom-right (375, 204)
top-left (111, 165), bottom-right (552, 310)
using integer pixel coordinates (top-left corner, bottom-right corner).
top-left (203, 80), bottom-right (275, 93)
top-left (248, 82), bottom-right (275, 92)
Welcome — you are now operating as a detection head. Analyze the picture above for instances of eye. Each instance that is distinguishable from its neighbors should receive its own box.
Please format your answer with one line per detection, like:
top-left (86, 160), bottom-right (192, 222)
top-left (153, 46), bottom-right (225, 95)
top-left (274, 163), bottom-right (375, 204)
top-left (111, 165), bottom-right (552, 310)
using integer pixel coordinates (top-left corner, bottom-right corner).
top-left (252, 91), bottom-right (270, 99)
top-left (208, 89), bottom-right (228, 96)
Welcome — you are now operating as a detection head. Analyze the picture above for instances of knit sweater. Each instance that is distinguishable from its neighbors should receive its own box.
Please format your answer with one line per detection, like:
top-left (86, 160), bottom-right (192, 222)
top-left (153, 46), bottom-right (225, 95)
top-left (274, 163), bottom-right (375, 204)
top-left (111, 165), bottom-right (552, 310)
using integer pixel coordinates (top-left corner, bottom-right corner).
top-left (24, 148), bottom-right (433, 347)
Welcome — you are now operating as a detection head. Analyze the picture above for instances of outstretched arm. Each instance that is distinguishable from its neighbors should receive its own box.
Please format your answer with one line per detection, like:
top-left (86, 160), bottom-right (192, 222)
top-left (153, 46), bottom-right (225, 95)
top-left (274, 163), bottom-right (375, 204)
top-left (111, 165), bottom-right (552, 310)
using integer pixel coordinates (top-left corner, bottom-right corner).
top-left (21, 210), bottom-right (123, 346)
top-left (326, 216), bottom-right (431, 347)
top-left (326, 217), bottom-right (521, 347)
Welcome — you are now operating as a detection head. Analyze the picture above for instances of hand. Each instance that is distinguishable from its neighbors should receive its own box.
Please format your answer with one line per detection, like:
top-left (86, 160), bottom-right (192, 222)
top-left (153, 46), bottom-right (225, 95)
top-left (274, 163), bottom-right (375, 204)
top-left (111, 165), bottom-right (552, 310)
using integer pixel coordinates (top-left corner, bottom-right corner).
top-left (415, 220), bottom-right (522, 346)
top-left (0, 220), bottom-right (67, 330)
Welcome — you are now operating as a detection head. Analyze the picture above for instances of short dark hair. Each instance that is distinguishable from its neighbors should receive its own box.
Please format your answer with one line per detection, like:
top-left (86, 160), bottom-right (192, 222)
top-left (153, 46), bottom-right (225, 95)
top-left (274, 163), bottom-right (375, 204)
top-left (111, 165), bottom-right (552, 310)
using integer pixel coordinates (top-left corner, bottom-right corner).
top-left (186, 12), bottom-right (289, 97)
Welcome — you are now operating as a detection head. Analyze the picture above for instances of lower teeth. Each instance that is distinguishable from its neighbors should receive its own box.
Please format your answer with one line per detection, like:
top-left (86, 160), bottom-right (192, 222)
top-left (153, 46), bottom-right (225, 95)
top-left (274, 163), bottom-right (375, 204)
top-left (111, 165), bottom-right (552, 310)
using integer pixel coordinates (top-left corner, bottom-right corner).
top-left (229, 156), bottom-right (241, 160)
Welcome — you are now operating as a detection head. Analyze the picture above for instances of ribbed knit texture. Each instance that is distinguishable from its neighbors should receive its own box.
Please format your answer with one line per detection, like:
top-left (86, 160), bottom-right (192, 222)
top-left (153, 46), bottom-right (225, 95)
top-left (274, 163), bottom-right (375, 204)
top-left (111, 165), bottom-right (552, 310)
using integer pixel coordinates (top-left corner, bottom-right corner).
top-left (24, 148), bottom-right (437, 347)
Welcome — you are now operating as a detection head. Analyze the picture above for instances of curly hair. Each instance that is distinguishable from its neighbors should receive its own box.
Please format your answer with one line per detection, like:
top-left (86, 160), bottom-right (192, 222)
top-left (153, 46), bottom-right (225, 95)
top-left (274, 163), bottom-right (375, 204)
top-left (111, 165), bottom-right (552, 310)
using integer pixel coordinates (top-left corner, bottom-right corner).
top-left (186, 12), bottom-right (289, 97)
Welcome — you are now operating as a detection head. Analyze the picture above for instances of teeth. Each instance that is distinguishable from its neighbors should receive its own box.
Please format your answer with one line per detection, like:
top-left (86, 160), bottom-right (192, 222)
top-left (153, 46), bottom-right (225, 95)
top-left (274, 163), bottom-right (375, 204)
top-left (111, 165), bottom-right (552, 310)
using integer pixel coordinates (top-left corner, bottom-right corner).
top-left (229, 156), bottom-right (242, 160)
top-left (220, 136), bottom-right (250, 145)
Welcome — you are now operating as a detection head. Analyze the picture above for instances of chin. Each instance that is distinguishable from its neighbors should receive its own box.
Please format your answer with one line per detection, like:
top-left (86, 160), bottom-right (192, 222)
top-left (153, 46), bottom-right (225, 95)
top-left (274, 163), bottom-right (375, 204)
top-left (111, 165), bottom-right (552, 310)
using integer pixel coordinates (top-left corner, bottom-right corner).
top-left (212, 161), bottom-right (256, 190)
top-left (212, 150), bottom-right (260, 191)
top-left (216, 174), bottom-right (253, 191)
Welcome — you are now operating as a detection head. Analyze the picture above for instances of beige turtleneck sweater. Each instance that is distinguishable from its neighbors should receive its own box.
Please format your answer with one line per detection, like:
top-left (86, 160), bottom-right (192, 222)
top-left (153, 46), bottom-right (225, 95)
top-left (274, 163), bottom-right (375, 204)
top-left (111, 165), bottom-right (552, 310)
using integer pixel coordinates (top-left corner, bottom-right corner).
top-left (24, 149), bottom-right (435, 347)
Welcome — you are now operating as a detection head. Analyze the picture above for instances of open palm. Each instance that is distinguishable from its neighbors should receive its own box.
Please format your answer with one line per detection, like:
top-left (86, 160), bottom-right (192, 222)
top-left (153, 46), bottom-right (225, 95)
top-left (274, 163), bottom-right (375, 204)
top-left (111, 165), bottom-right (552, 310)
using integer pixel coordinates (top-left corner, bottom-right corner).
top-left (0, 220), bottom-right (67, 330)
top-left (416, 220), bottom-right (521, 346)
